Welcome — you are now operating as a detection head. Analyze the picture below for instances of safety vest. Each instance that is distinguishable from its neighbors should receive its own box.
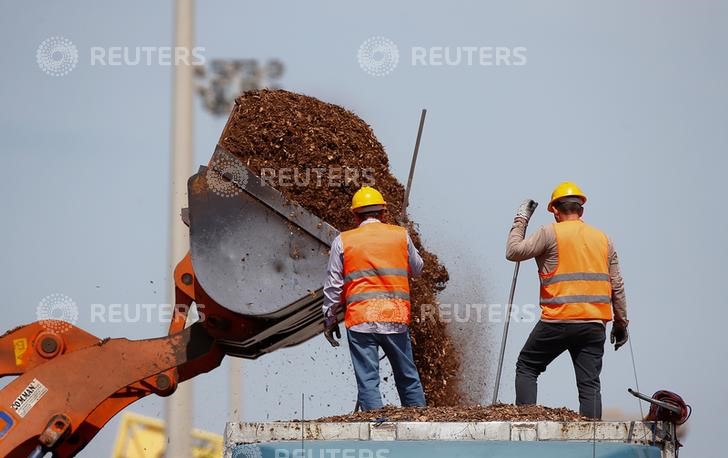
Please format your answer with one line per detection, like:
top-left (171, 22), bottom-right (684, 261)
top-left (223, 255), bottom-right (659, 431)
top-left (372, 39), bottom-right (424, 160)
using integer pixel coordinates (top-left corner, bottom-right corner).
top-left (539, 220), bottom-right (613, 321)
top-left (341, 222), bottom-right (411, 328)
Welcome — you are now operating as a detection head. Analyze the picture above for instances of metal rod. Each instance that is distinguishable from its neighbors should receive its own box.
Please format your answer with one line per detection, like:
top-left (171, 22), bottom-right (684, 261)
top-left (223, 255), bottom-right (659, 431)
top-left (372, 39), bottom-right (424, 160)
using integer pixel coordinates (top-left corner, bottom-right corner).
top-left (628, 388), bottom-right (682, 414)
top-left (402, 109), bottom-right (427, 215)
top-left (491, 261), bottom-right (521, 404)
top-left (628, 338), bottom-right (645, 418)
top-left (301, 393), bottom-right (305, 454)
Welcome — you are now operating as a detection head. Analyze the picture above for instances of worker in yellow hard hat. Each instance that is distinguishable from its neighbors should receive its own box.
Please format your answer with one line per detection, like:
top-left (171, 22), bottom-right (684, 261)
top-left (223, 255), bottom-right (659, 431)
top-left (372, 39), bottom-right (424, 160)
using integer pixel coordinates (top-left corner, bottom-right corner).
top-left (547, 181), bottom-right (587, 213)
top-left (349, 185), bottom-right (387, 213)
top-left (322, 186), bottom-right (427, 410)
top-left (505, 182), bottom-right (629, 419)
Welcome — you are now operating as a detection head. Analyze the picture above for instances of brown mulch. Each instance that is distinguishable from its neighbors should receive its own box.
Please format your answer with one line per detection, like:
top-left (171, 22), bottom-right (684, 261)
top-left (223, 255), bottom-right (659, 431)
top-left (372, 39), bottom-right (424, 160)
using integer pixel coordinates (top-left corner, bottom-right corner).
top-left (219, 89), bottom-right (460, 406)
top-left (316, 405), bottom-right (587, 423)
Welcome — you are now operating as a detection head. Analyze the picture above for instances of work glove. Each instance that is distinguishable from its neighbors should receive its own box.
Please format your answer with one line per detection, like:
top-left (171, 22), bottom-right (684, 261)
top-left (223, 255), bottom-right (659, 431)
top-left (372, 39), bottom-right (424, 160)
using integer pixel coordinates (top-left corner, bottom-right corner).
top-left (610, 323), bottom-right (629, 351)
top-left (515, 199), bottom-right (539, 223)
top-left (323, 322), bottom-right (341, 347)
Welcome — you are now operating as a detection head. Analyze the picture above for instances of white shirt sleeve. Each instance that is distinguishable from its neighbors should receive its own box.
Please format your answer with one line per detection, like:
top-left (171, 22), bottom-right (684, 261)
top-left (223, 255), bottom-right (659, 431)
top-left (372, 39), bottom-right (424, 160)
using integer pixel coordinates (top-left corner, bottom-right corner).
top-left (322, 235), bottom-right (344, 321)
top-left (407, 233), bottom-right (424, 277)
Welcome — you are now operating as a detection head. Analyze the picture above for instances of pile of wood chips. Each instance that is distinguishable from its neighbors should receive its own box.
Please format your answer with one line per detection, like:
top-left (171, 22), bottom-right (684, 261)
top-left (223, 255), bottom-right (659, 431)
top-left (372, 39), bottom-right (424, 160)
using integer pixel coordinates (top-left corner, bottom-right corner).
top-left (317, 404), bottom-right (587, 422)
top-left (219, 89), bottom-right (460, 405)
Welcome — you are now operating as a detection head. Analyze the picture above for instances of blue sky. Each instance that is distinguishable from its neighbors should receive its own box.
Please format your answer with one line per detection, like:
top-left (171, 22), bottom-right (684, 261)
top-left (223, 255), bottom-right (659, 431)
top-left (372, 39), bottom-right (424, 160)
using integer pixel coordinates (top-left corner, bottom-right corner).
top-left (1, 1), bottom-right (727, 457)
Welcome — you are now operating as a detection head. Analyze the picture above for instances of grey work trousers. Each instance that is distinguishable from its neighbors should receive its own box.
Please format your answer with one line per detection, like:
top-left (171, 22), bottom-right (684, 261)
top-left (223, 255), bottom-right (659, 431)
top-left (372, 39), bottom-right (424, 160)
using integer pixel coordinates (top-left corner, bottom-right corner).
top-left (515, 321), bottom-right (606, 418)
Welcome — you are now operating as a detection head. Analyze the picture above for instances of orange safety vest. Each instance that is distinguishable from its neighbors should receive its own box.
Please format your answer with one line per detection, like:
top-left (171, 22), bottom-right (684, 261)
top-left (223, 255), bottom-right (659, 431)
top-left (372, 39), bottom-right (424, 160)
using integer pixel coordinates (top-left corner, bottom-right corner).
top-left (341, 222), bottom-right (411, 328)
top-left (539, 220), bottom-right (613, 321)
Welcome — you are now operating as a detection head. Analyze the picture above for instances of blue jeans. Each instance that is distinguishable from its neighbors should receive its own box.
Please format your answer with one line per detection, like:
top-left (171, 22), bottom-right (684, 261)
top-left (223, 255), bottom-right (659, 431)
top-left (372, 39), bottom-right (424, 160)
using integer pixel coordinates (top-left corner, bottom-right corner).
top-left (347, 329), bottom-right (426, 411)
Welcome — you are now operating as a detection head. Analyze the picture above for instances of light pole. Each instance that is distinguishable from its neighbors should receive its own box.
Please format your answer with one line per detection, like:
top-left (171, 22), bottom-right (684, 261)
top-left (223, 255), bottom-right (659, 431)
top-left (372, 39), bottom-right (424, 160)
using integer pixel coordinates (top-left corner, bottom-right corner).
top-left (166, 0), bottom-right (195, 456)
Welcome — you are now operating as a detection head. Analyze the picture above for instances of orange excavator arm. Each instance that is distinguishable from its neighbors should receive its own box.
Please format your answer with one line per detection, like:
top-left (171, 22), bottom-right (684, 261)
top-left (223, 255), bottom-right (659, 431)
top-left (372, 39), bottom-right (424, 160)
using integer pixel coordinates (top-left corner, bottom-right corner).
top-left (0, 259), bottom-right (224, 458)
top-left (0, 146), bottom-right (340, 457)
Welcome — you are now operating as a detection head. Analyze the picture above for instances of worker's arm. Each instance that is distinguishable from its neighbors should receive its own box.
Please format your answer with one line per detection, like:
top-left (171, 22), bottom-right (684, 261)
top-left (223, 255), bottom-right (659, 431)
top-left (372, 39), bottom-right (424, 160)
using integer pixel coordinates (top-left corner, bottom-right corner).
top-left (608, 240), bottom-right (628, 327)
top-left (322, 235), bottom-right (344, 327)
top-left (407, 233), bottom-right (424, 276)
top-left (505, 219), bottom-right (550, 262)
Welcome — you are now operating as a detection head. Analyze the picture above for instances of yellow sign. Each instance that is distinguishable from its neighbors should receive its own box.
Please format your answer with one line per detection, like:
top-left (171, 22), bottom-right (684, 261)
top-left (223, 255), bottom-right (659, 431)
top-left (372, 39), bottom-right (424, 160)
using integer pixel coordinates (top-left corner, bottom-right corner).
top-left (112, 412), bottom-right (223, 458)
top-left (13, 339), bottom-right (28, 366)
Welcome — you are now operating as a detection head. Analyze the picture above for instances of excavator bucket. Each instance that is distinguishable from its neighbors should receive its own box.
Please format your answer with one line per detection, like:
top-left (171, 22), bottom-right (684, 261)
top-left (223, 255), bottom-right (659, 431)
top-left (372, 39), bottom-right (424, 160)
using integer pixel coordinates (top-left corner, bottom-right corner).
top-left (187, 146), bottom-right (340, 358)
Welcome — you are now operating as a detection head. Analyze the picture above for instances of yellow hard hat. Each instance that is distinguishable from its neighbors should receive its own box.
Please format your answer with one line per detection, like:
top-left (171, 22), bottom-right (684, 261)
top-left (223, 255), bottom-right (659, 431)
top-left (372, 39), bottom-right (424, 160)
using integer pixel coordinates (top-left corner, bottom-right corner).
top-left (548, 181), bottom-right (587, 212)
top-left (351, 186), bottom-right (387, 213)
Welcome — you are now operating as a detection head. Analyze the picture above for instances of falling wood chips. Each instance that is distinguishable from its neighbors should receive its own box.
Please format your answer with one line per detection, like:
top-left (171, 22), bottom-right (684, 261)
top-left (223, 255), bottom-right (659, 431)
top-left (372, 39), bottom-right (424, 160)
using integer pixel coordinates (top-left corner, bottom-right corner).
top-left (220, 89), bottom-right (460, 406)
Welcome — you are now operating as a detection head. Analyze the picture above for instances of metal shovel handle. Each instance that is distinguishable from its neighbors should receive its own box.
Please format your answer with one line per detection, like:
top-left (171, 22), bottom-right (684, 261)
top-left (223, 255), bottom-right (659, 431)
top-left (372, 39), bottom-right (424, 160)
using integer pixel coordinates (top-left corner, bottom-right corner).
top-left (491, 261), bottom-right (521, 404)
top-left (492, 200), bottom-right (538, 404)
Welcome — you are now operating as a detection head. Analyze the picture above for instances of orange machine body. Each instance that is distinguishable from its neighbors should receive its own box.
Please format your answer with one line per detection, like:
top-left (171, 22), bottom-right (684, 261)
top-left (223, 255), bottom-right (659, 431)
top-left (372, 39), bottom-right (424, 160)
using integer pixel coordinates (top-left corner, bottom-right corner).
top-left (0, 254), bottom-right (243, 457)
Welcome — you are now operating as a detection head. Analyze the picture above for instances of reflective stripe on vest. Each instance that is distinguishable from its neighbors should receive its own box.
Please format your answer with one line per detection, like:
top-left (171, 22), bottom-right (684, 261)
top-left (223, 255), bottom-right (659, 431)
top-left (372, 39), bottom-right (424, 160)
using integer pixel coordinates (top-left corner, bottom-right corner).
top-left (341, 222), bottom-right (411, 328)
top-left (344, 268), bottom-right (409, 284)
top-left (540, 272), bottom-right (610, 286)
top-left (345, 290), bottom-right (411, 305)
top-left (539, 220), bottom-right (613, 321)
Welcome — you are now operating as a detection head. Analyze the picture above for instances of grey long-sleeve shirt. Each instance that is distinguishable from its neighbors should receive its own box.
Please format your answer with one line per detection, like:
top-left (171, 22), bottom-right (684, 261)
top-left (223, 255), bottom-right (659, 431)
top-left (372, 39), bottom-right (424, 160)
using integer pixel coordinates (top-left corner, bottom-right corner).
top-left (323, 218), bottom-right (424, 334)
top-left (506, 218), bottom-right (628, 326)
